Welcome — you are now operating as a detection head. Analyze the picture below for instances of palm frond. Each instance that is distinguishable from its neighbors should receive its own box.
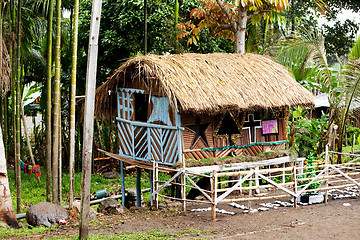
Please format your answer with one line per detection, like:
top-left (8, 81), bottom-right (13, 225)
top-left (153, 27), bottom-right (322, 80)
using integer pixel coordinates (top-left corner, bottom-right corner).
top-left (349, 35), bottom-right (360, 60)
top-left (338, 59), bottom-right (360, 133)
top-left (275, 24), bottom-right (332, 94)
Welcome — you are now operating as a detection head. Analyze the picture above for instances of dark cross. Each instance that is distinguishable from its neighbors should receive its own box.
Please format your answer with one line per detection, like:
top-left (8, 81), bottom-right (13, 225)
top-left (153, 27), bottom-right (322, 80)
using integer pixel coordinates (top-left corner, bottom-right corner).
top-left (243, 114), bottom-right (262, 143)
top-left (187, 119), bottom-right (211, 149)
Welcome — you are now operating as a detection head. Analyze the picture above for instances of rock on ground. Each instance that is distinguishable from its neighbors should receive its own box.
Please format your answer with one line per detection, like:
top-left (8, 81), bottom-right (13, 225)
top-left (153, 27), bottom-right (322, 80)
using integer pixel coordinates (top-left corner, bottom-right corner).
top-left (125, 188), bottom-right (145, 208)
top-left (102, 172), bottom-right (120, 179)
top-left (69, 200), bottom-right (97, 219)
top-left (26, 202), bottom-right (68, 227)
top-left (97, 198), bottom-right (128, 215)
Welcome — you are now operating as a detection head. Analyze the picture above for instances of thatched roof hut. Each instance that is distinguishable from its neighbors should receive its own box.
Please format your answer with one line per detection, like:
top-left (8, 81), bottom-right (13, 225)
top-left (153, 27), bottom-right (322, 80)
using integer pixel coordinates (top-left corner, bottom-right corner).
top-left (95, 53), bottom-right (314, 119)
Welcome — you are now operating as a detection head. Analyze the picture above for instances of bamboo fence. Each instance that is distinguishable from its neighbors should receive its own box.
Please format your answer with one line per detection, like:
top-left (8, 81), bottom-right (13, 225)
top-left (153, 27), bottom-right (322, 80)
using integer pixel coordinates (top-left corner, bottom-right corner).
top-left (151, 146), bottom-right (360, 220)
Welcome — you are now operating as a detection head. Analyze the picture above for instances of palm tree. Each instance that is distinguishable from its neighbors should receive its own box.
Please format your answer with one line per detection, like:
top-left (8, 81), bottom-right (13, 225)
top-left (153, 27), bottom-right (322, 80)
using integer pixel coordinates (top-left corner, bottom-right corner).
top-left (46, 0), bottom-right (54, 203)
top-left (69, 0), bottom-right (79, 209)
top-left (15, 0), bottom-right (22, 213)
top-left (0, 3), bottom-right (18, 227)
top-left (52, 0), bottom-right (61, 204)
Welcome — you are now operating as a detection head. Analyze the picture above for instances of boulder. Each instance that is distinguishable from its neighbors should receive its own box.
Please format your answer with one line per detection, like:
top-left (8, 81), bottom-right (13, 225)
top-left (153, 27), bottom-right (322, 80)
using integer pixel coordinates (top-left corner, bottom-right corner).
top-left (125, 188), bottom-right (145, 208)
top-left (102, 171), bottom-right (120, 179)
top-left (69, 200), bottom-right (97, 219)
top-left (26, 202), bottom-right (68, 227)
top-left (97, 198), bottom-right (128, 215)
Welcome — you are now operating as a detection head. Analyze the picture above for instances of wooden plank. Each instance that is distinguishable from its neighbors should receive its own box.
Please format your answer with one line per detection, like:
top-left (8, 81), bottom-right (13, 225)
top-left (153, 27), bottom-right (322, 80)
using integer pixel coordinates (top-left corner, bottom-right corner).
top-left (97, 149), bottom-right (175, 172)
top-left (186, 156), bottom-right (294, 174)
top-left (116, 117), bottom-right (184, 131)
top-left (93, 157), bottom-right (111, 161)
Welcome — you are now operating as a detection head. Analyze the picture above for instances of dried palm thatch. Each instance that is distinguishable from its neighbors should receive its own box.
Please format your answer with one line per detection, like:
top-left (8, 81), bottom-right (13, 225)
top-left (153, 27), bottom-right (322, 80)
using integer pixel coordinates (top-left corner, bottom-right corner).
top-left (95, 53), bottom-right (314, 119)
top-left (0, 39), bottom-right (10, 96)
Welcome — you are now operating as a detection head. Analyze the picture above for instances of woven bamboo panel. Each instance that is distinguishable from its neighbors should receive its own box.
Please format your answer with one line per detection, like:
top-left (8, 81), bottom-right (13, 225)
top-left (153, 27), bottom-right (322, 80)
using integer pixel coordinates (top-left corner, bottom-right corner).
top-left (234, 129), bottom-right (249, 145)
top-left (184, 150), bottom-right (214, 160)
top-left (215, 148), bottom-right (233, 158)
top-left (214, 137), bottom-right (228, 148)
top-left (233, 148), bottom-right (244, 156)
top-left (192, 137), bottom-right (208, 149)
top-left (183, 127), bottom-right (195, 150)
top-left (278, 118), bottom-right (287, 141)
top-left (205, 123), bottom-right (214, 148)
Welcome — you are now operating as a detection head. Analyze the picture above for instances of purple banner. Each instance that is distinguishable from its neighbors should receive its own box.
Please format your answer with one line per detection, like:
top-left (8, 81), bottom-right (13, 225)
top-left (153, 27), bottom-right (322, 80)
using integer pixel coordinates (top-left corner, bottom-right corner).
top-left (262, 119), bottom-right (278, 135)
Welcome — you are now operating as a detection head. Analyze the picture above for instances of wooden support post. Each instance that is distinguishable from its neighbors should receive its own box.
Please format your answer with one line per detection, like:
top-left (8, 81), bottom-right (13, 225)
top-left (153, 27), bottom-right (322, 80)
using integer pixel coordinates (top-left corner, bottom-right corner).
top-left (332, 127), bottom-right (337, 164)
top-left (150, 170), bottom-right (153, 206)
top-left (238, 171), bottom-right (243, 194)
top-left (211, 170), bottom-right (217, 220)
top-left (248, 172), bottom-right (252, 214)
top-left (136, 167), bottom-right (141, 207)
top-left (120, 161), bottom-right (125, 205)
top-left (79, 0), bottom-right (102, 238)
top-left (154, 162), bottom-right (159, 209)
top-left (282, 163), bottom-right (286, 184)
top-left (325, 145), bottom-right (329, 204)
top-left (255, 167), bottom-right (260, 194)
top-left (181, 156), bottom-right (186, 212)
top-left (292, 161), bottom-right (297, 208)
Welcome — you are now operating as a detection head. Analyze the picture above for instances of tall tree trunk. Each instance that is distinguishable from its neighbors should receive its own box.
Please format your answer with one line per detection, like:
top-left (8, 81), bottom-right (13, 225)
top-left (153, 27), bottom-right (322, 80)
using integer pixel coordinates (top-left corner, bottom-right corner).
top-left (0, 3), bottom-right (16, 226)
top-left (3, 93), bottom-right (8, 160)
top-left (174, 0), bottom-right (179, 53)
top-left (0, 1), bottom-right (5, 161)
top-left (79, 0), bottom-right (102, 237)
top-left (15, 0), bottom-right (22, 214)
top-left (144, 0), bottom-right (147, 54)
top-left (46, 0), bottom-right (54, 203)
top-left (0, 125), bottom-right (20, 228)
top-left (69, 0), bottom-right (79, 209)
top-left (0, 1), bottom-right (2, 88)
top-left (291, 0), bottom-right (295, 34)
top-left (58, 113), bottom-right (62, 204)
top-left (10, 0), bottom-right (21, 214)
top-left (52, 0), bottom-right (61, 204)
top-left (234, 6), bottom-right (248, 54)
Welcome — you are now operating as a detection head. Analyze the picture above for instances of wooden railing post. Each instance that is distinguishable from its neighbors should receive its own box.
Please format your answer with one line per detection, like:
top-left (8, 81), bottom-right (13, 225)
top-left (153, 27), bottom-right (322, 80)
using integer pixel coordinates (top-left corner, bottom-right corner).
top-left (154, 162), bottom-right (159, 209)
top-left (325, 145), bottom-right (329, 204)
top-left (282, 162), bottom-right (286, 184)
top-left (255, 166), bottom-right (260, 194)
top-left (248, 170), bottom-right (252, 214)
top-left (181, 156), bottom-right (186, 212)
top-left (211, 170), bottom-right (217, 220)
top-left (292, 160), bottom-right (297, 208)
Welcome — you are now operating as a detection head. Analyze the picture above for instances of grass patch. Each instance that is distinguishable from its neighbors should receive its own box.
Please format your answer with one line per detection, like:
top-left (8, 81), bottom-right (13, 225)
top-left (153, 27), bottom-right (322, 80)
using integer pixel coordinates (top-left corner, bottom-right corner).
top-left (8, 169), bottom-right (172, 213)
top-left (342, 145), bottom-right (360, 153)
top-left (8, 170), bottom-right (121, 213)
top-left (0, 225), bottom-right (51, 238)
top-left (88, 228), bottom-right (215, 240)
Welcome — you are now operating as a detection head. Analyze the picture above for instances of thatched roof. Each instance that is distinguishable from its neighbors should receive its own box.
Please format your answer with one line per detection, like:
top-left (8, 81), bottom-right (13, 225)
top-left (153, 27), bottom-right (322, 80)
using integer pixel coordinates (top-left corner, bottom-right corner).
top-left (95, 53), bottom-right (314, 119)
top-left (0, 39), bottom-right (10, 95)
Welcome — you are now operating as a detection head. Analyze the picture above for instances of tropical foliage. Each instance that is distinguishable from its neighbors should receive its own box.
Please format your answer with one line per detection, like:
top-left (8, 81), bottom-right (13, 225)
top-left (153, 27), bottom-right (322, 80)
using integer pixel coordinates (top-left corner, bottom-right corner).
top-left (176, 0), bottom-right (289, 53)
top-left (279, 23), bottom-right (360, 161)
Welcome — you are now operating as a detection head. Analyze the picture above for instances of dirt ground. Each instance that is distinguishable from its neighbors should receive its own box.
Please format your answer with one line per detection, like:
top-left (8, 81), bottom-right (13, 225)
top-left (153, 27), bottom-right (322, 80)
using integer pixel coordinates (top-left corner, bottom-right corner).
top-left (10, 195), bottom-right (360, 239)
